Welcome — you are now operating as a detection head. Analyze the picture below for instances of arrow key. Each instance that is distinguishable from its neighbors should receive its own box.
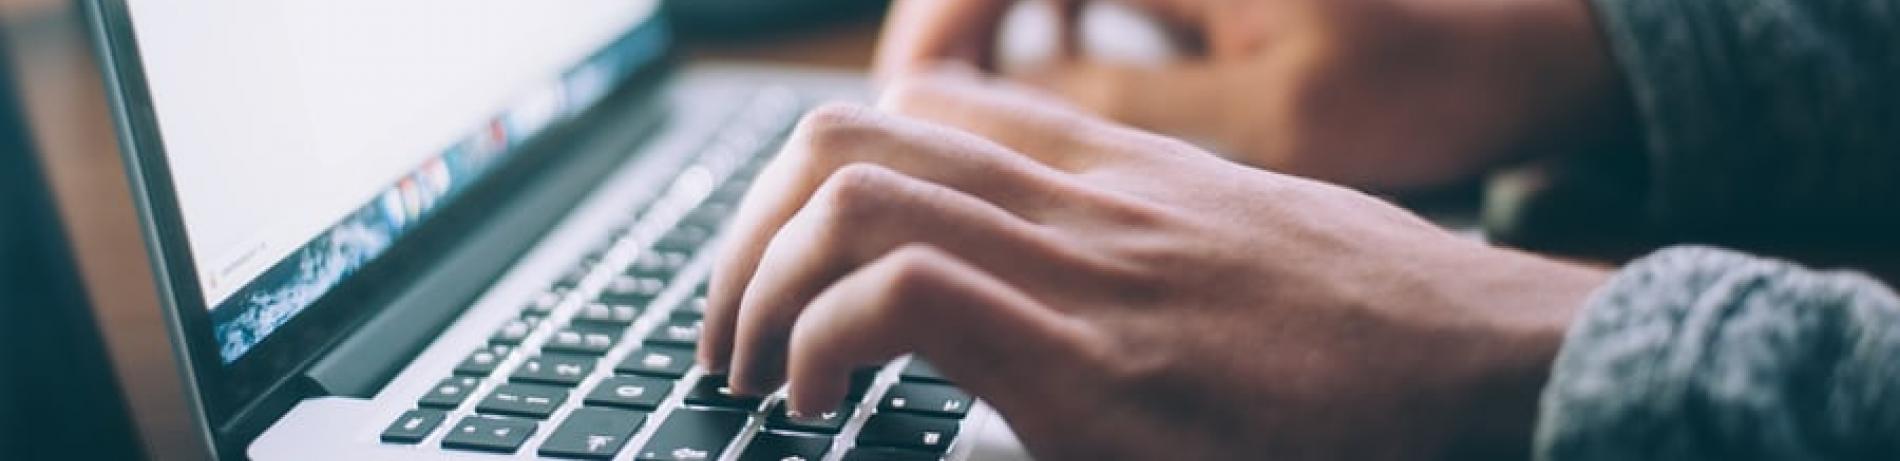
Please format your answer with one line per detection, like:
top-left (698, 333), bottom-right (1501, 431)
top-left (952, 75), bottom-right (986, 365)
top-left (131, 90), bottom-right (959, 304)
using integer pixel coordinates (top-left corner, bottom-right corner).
top-left (539, 407), bottom-right (648, 460)
top-left (634, 408), bottom-right (748, 460)
top-left (441, 415), bottom-right (537, 454)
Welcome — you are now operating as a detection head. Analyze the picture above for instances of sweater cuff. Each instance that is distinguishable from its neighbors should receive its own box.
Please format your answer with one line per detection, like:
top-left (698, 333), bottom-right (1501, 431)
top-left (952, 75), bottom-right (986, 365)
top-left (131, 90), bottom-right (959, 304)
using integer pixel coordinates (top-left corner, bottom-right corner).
top-left (1534, 245), bottom-right (1900, 460)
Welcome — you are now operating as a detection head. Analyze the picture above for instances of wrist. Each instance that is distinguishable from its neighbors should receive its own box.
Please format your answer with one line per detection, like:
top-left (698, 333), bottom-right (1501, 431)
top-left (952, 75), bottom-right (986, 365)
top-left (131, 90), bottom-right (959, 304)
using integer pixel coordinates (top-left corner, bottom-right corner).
top-left (1435, 245), bottom-right (1610, 459)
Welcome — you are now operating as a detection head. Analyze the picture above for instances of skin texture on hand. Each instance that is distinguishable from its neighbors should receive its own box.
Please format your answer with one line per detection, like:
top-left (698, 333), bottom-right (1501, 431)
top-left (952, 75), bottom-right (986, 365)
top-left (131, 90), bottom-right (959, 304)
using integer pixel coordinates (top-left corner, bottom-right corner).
top-left (873, 0), bottom-right (1631, 192)
top-left (697, 74), bottom-right (1610, 460)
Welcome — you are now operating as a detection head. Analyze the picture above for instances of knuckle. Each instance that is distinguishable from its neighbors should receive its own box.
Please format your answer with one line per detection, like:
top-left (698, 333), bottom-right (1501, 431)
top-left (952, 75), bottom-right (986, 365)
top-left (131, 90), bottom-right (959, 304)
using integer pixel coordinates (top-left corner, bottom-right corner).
top-left (814, 163), bottom-right (904, 221)
top-left (1087, 323), bottom-right (1173, 388)
top-left (794, 103), bottom-right (882, 157)
top-left (871, 244), bottom-right (953, 312)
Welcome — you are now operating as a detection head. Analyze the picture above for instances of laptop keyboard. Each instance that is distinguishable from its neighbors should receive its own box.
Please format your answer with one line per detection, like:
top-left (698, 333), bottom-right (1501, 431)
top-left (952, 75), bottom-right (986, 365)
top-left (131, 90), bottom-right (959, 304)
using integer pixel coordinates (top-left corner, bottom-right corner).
top-left (378, 89), bottom-right (980, 460)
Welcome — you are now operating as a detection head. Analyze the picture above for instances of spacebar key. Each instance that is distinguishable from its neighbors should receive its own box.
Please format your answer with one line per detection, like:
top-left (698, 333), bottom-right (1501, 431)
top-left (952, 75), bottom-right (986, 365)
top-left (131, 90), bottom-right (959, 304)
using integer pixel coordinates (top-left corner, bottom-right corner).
top-left (633, 408), bottom-right (748, 461)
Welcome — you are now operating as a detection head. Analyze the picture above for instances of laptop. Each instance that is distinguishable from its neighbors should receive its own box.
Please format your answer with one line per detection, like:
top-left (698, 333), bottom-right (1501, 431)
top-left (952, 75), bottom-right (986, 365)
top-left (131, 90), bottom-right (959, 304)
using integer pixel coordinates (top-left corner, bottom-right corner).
top-left (88, 1), bottom-right (1033, 459)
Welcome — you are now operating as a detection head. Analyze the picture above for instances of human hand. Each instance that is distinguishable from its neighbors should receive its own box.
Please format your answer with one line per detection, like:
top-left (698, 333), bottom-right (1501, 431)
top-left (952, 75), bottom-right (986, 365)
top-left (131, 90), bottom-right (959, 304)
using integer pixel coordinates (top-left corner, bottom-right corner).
top-left (698, 74), bottom-right (1610, 459)
top-left (874, 0), bottom-right (1630, 191)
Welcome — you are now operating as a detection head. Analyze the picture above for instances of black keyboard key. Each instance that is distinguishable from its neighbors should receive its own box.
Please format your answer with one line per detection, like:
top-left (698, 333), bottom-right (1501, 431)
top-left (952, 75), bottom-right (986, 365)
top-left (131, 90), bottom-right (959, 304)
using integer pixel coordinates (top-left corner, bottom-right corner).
top-left (856, 413), bottom-right (959, 453)
top-left (419, 376), bottom-right (482, 409)
top-left (899, 360), bottom-right (950, 384)
top-left (765, 400), bottom-right (853, 435)
top-left (513, 354), bottom-right (597, 386)
top-left (476, 383), bottom-right (568, 419)
top-left (573, 301), bottom-right (641, 325)
top-left (647, 318), bottom-right (703, 349)
top-left (633, 408), bottom-right (748, 461)
top-left (545, 324), bottom-right (623, 356)
top-left (738, 431), bottom-right (831, 461)
top-left (617, 346), bottom-right (694, 379)
top-left (599, 275), bottom-right (668, 306)
top-left (539, 407), bottom-right (649, 459)
top-left (682, 202), bottom-right (737, 228)
top-left (654, 224), bottom-right (715, 253)
top-left (841, 447), bottom-right (942, 461)
top-left (441, 416), bottom-right (537, 454)
top-left (708, 180), bottom-right (751, 206)
top-left (879, 383), bottom-right (972, 418)
top-left (454, 344), bottom-right (513, 376)
top-left (491, 318), bottom-right (536, 345)
top-left (585, 375), bottom-right (673, 410)
top-left (670, 307), bottom-right (704, 322)
top-left (625, 251), bottom-right (690, 278)
top-left (847, 367), bottom-right (881, 401)
top-left (683, 374), bottom-right (764, 411)
top-left (380, 409), bottom-right (447, 444)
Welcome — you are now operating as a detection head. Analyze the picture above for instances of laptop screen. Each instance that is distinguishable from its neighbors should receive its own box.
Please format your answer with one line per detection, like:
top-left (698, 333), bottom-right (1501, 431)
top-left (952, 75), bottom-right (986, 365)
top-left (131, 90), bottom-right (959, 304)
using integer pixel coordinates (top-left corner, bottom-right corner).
top-left (122, 0), bottom-right (661, 363)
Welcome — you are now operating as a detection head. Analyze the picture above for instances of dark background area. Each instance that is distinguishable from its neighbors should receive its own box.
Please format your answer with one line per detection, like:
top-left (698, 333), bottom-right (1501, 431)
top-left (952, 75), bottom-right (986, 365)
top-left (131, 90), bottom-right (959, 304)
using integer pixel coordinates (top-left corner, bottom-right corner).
top-left (0, 30), bottom-right (143, 460)
top-left (664, 0), bottom-right (888, 39)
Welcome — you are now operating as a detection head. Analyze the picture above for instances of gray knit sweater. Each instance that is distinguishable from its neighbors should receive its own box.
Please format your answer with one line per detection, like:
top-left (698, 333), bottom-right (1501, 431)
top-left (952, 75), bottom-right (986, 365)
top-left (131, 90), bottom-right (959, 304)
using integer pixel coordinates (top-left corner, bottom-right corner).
top-left (1534, 0), bottom-right (1900, 458)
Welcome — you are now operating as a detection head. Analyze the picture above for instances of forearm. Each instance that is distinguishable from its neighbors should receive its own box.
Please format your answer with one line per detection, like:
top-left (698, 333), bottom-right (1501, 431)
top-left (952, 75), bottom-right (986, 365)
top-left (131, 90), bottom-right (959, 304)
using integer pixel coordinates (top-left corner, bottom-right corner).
top-left (1536, 246), bottom-right (1900, 460)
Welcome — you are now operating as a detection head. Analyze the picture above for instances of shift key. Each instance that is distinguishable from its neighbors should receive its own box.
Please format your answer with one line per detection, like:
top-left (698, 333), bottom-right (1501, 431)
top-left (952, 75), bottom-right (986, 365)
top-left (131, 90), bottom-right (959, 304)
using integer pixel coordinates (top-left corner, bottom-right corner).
top-left (634, 408), bottom-right (748, 461)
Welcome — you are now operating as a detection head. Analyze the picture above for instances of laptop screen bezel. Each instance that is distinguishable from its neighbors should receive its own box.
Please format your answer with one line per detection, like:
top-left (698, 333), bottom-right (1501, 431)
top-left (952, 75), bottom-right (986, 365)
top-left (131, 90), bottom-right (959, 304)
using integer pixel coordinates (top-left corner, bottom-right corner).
top-left (86, 0), bottom-right (672, 441)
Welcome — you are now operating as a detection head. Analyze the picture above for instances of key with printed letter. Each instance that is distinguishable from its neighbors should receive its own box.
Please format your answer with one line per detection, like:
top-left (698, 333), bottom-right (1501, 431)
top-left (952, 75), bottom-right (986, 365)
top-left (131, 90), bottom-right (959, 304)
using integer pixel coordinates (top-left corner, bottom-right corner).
top-left (538, 407), bottom-right (648, 459)
top-left (646, 317), bottom-right (702, 349)
top-left (616, 346), bottom-right (694, 379)
top-left (584, 375), bottom-right (673, 410)
top-left (454, 344), bottom-right (513, 376)
top-left (544, 323), bottom-right (624, 356)
top-left (765, 400), bottom-right (853, 435)
top-left (476, 383), bottom-right (568, 419)
top-left (878, 383), bottom-right (972, 418)
top-left (572, 301), bottom-right (641, 326)
top-left (856, 413), bottom-right (959, 454)
top-left (380, 409), bottom-right (446, 444)
top-left (441, 416), bottom-right (537, 454)
top-left (634, 408), bottom-right (749, 461)
top-left (419, 376), bottom-right (482, 409)
top-left (513, 353), bottom-right (597, 386)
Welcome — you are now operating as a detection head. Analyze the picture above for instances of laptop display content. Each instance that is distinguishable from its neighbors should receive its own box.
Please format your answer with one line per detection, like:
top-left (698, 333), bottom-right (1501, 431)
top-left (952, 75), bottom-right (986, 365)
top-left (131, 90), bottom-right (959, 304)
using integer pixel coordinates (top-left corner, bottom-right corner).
top-left (95, 0), bottom-right (669, 447)
top-left (121, 0), bottom-right (657, 365)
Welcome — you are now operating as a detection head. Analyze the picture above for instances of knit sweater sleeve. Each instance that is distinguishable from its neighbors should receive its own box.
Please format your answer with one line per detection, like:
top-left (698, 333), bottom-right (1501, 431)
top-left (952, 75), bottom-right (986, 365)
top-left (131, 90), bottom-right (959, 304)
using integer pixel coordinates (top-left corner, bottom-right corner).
top-left (1585, 0), bottom-right (1900, 240)
top-left (1535, 246), bottom-right (1900, 460)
